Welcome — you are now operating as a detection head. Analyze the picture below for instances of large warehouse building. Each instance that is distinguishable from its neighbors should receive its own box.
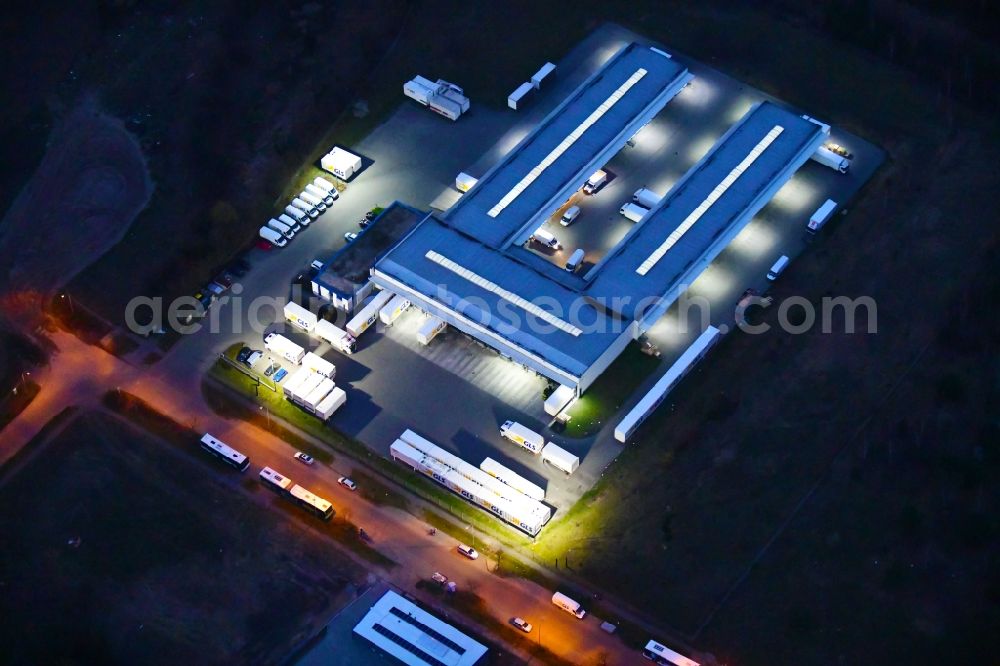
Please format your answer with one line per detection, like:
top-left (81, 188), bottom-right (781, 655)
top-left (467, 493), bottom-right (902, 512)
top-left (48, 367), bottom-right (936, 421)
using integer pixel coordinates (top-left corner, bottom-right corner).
top-left (370, 42), bottom-right (829, 394)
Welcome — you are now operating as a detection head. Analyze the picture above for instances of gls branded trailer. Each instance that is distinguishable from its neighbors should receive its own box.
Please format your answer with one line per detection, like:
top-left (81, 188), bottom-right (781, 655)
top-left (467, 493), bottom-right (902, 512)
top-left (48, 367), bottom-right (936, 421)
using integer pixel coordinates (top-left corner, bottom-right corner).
top-left (346, 290), bottom-right (394, 338)
top-left (315, 319), bottom-right (357, 354)
top-left (264, 332), bottom-right (305, 364)
top-left (500, 420), bottom-right (545, 455)
top-left (284, 301), bottom-right (318, 333)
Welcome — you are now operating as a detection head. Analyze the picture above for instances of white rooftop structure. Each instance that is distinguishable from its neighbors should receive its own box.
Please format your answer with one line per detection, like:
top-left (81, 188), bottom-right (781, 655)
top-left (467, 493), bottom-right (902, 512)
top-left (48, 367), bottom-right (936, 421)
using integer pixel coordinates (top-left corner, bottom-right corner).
top-left (353, 590), bottom-right (488, 665)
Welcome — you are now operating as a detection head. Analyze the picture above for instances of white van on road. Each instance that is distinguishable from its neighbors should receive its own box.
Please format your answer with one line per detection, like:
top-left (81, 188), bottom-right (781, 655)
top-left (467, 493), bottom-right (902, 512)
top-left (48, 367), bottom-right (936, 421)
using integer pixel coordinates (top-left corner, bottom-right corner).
top-left (552, 591), bottom-right (586, 618)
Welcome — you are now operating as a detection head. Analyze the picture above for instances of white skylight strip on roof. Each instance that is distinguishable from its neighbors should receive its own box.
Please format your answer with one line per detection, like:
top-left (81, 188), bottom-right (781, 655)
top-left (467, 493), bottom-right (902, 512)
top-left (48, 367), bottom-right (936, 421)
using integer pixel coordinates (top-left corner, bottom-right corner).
top-left (636, 125), bottom-right (784, 276)
top-left (425, 250), bottom-right (583, 336)
top-left (486, 68), bottom-right (648, 218)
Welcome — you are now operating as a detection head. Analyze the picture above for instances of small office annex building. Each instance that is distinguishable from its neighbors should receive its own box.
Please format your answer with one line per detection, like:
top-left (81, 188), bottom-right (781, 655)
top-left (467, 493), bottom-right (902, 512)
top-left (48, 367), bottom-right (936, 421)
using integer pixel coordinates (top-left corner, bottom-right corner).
top-left (372, 42), bottom-right (829, 395)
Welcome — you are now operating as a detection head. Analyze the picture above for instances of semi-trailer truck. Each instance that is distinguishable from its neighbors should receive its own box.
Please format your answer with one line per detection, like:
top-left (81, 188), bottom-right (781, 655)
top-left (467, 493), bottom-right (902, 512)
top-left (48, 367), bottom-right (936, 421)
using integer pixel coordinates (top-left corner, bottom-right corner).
top-left (264, 332), bottom-right (305, 364)
top-left (284, 301), bottom-right (318, 332)
top-left (403, 75), bottom-right (470, 121)
top-left (632, 187), bottom-right (663, 209)
top-left (500, 420), bottom-right (544, 455)
top-left (808, 199), bottom-right (838, 232)
top-left (315, 319), bottom-right (357, 354)
top-left (810, 146), bottom-right (851, 173)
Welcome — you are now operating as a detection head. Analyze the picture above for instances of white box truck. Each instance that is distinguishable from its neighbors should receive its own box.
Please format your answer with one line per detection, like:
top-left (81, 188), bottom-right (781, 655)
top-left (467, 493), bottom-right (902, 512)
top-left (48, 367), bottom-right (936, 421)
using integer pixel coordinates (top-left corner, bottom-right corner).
top-left (530, 62), bottom-right (555, 89)
top-left (299, 190), bottom-right (327, 211)
top-left (315, 319), bottom-right (357, 354)
top-left (321, 147), bottom-right (362, 180)
top-left (808, 199), bottom-right (838, 232)
top-left (267, 218), bottom-right (296, 240)
top-left (416, 316), bottom-right (446, 345)
top-left (291, 197), bottom-right (319, 219)
top-left (582, 169), bottom-right (607, 195)
top-left (633, 188), bottom-right (662, 209)
top-left (552, 592), bottom-right (586, 619)
top-left (279, 213), bottom-right (302, 231)
top-left (541, 442), bottom-right (579, 474)
top-left (544, 385), bottom-right (576, 416)
top-left (379, 294), bottom-right (411, 326)
top-left (404, 75), bottom-right (470, 121)
top-left (810, 146), bottom-right (851, 173)
top-left (508, 82), bottom-right (533, 110)
top-left (500, 420), bottom-right (544, 455)
top-left (304, 183), bottom-right (335, 206)
top-left (346, 290), bottom-right (394, 338)
top-left (284, 301), bottom-right (318, 332)
top-left (259, 225), bottom-right (287, 247)
top-left (312, 176), bottom-right (340, 199)
top-left (620, 202), bottom-right (648, 222)
top-left (315, 387), bottom-right (346, 420)
top-left (284, 205), bottom-right (309, 225)
top-left (264, 332), bottom-right (305, 365)
top-left (455, 172), bottom-right (478, 193)
top-left (302, 351), bottom-right (335, 379)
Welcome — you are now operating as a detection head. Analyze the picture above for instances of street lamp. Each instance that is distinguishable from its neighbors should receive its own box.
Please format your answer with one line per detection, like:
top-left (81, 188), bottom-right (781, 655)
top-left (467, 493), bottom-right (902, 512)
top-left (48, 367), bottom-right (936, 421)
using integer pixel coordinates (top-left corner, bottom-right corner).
top-left (259, 404), bottom-right (270, 429)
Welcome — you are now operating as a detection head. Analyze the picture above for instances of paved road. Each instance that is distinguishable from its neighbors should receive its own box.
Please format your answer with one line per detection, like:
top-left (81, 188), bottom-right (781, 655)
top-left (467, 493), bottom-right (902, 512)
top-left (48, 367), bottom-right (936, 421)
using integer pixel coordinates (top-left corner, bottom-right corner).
top-left (0, 329), bottom-right (653, 665)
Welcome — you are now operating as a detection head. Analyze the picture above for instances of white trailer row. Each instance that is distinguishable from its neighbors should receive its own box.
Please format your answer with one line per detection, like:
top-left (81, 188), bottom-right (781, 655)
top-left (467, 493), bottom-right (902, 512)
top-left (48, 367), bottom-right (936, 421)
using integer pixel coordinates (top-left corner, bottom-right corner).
top-left (281, 366), bottom-right (346, 420)
top-left (615, 326), bottom-right (722, 443)
top-left (479, 457), bottom-right (545, 501)
top-left (346, 290), bottom-right (394, 338)
top-left (499, 420), bottom-right (580, 474)
top-left (283, 301), bottom-right (357, 355)
top-left (403, 76), bottom-right (470, 121)
top-left (391, 430), bottom-right (551, 535)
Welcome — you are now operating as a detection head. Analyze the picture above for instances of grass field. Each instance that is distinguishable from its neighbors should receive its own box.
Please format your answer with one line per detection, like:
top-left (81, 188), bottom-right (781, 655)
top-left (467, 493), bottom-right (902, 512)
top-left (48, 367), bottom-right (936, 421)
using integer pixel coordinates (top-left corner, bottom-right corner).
top-left (562, 344), bottom-right (660, 437)
top-left (0, 410), bottom-right (366, 664)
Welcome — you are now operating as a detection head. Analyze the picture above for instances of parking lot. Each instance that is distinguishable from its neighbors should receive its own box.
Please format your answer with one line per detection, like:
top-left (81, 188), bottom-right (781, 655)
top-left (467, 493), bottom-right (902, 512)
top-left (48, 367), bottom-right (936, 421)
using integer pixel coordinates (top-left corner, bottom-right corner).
top-left (179, 23), bottom-right (882, 525)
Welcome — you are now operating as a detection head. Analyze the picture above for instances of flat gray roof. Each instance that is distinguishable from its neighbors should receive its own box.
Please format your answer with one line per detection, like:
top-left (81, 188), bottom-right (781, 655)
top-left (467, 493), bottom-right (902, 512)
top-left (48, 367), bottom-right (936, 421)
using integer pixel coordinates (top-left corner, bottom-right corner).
top-left (444, 43), bottom-right (690, 248)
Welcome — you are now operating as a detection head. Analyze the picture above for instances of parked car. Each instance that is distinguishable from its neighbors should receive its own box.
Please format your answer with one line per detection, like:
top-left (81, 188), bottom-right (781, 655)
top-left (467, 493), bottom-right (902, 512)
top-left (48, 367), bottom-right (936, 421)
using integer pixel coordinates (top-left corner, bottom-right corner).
top-left (310, 260), bottom-right (324, 271)
top-left (236, 346), bottom-right (252, 364)
top-left (206, 281), bottom-right (227, 297)
top-left (264, 362), bottom-right (281, 377)
top-left (294, 452), bottom-right (314, 466)
top-left (213, 273), bottom-right (234, 288)
top-left (345, 232), bottom-right (358, 243)
top-left (511, 617), bottom-right (533, 633)
top-left (431, 572), bottom-right (448, 586)
top-left (245, 350), bottom-right (263, 367)
top-left (193, 291), bottom-right (215, 309)
top-left (273, 368), bottom-right (288, 382)
top-left (457, 544), bottom-right (479, 560)
top-left (338, 476), bottom-right (357, 491)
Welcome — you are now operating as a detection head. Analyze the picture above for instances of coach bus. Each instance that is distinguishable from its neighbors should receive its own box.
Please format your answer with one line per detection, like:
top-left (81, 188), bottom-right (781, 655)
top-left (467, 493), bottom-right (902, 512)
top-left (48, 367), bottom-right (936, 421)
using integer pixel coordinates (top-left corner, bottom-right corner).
top-left (288, 484), bottom-right (334, 521)
top-left (642, 640), bottom-right (699, 666)
top-left (200, 433), bottom-right (250, 472)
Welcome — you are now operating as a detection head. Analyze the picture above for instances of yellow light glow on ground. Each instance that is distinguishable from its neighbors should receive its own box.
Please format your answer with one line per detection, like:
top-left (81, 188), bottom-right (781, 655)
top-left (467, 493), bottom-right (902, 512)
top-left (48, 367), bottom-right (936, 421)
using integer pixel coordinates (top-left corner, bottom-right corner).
top-left (768, 176), bottom-right (824, 216)
top-left (687, 262), bottom-right (736, 301)
top-left (726, 219), bottom-right (781, 258)
top-left (674, 77), bottom-right (720, 108)
top-left (685, 132), bottom-right (722, 164)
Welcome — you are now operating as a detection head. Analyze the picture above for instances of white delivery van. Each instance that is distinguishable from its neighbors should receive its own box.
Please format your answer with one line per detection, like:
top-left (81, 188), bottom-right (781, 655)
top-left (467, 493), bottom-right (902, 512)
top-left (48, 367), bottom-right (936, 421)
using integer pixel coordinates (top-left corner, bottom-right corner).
top-left (312, 176), bottom-right (340, 199)
top-left (284, 205), bottom-right (309, 225)
top-left (299, 190), bottom-right (327, 212)
top-left (541, 442), bottom-right (580, 474)
top-left (267, 218), bottom-right (296, 240)
top-left (582, 169), bottom-right (607, 194)
top-left (259, 225), bottom-right (287, 247)
top-left (278, 213), bottom-right (302, 232)
top-left (565, 248), bottom-right (585, 273)
top-left (552, 592), bottom-right (586, 619)
top-left (529, 228), bottom-right (560, 250)
top-left (305, 183), bottom-right (336, 205)
top-left (291, 197), bottom-right (320, 219)
top-left (560, 205), bottom-right (581, 226)
top-left (767, 255), bottom-right (790, 281)
top-left (620, 202), bottom-right (648, 223)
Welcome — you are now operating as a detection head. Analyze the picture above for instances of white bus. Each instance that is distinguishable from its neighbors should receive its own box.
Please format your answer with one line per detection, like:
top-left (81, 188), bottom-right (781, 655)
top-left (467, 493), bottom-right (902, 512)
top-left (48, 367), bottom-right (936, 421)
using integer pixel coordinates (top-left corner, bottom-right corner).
top-left (289, 484), bottom-right (334, 520)
top-left (642, 640), bottom-right (700, 666)
top-left (259, 466), bottom-right (292, 494)
top-left (200, 433), bottom-right (250, 472)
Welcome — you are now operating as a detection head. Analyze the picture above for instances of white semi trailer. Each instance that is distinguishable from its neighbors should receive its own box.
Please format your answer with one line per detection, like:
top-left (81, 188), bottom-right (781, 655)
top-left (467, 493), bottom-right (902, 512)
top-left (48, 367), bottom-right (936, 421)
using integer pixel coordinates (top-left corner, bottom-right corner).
top-left (810, 146), bottom-right (851, 173)
top-left (284, 301), bottom-right (318, 332)
top-left (315, 319), bottom-right (357, 354)
top-left (264, 332), bottom-right (305, 364)
top-left (480, 457), bottom-right (545, 501)
top-left (541, 442), bottom-right (580, 475)
top-left (499, 420), bottom-right (544, 455)
top-left (302, 351), bottom-right (335, 379)
top-left (314, 387), bottom-right (346, 420)
top-left (416, 316), bottom-right (446, 345)
top-left (808, 199), bottom-right (839, 232)
top-left (620, 202), bottom-right (648, 222)
top-left (346, 290), bottom-right (394, 338)
top-left (378, 294), bottom-right (411, 326)
top-left (403, 76), bottom-right (470, 121)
